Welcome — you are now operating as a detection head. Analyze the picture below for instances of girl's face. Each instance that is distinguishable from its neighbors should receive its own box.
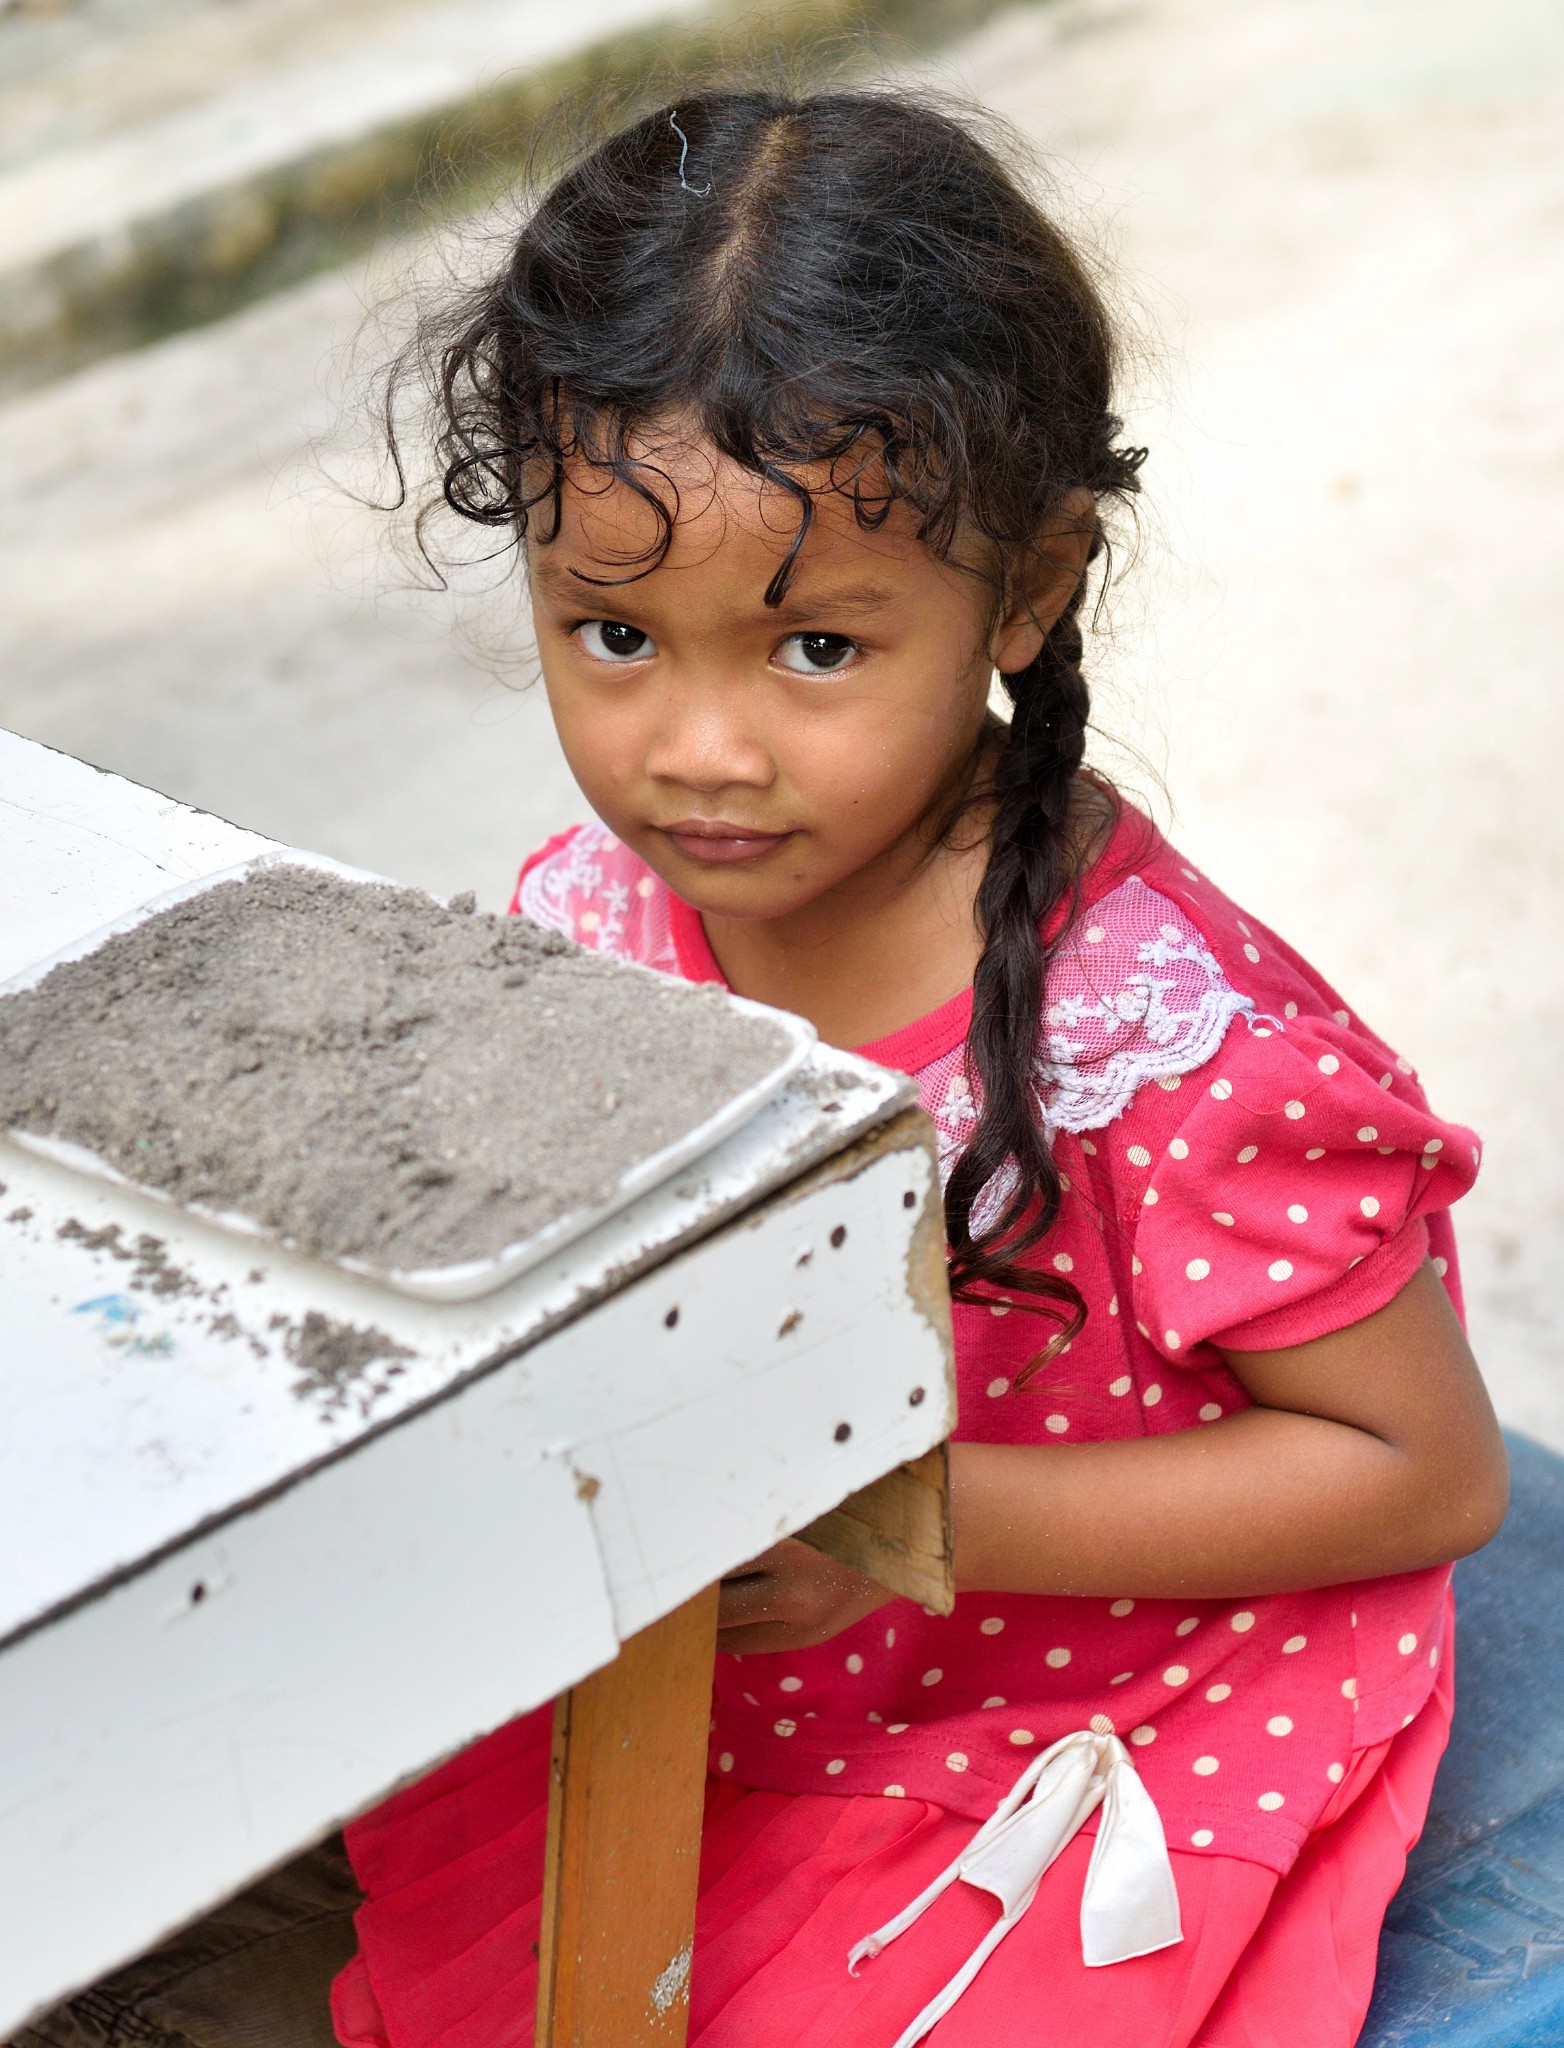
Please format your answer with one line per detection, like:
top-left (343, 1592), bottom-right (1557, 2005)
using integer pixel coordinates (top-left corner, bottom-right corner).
top-left (528, 436), bottom-right (1052, 927)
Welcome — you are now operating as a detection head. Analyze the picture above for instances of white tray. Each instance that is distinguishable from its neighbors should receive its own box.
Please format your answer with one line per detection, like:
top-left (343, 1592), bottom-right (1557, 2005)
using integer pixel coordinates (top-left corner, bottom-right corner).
top-left (0, 850), bottom-right (816, 1302)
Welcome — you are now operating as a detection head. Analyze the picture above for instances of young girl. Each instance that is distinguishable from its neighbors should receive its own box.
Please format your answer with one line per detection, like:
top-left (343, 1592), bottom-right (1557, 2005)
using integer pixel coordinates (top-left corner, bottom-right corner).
top-left (331, 87), bottom-right (1507, 2048)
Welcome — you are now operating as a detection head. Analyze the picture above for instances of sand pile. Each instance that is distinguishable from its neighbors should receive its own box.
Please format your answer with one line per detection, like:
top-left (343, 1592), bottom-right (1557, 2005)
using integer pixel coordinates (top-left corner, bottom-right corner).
top-left (0, 865), bottom-right (792, 1273)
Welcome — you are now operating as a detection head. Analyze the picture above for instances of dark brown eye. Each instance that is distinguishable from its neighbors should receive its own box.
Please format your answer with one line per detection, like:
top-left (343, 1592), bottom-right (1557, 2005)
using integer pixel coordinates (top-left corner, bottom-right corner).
top-left (776, 632), bottom-right (857, 674)
top-left (580, 620), bottom-right (653, 660)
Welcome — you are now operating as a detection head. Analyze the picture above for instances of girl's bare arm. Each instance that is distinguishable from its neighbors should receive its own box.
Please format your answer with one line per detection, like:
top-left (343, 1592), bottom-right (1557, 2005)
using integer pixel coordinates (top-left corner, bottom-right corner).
top-left (719, 1263), bottom-right (1507, 1651)
top-left (949, 1261), bottom-right (1509, 1599)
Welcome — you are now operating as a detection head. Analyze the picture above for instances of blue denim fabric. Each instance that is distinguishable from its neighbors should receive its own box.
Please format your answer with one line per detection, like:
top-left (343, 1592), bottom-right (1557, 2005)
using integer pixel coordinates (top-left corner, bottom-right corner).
top-left (1365, 1432), bottom-right (1564, 2047)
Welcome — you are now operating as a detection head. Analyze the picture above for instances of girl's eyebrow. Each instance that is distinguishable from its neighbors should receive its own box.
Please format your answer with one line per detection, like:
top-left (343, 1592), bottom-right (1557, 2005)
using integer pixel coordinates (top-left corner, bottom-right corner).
top-left (533, 560), bottom-right (901, 622)
top-left (770, 583), bottom-right (899, 623)
top-left (532, 560), bottom-right (648, 598)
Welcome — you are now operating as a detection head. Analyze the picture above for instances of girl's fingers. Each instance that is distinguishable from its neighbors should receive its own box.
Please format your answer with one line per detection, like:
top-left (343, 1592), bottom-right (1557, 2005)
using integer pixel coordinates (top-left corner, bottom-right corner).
top-left (718, 1540), bottom-right (818, 1627)
top-left (717, 1619), bottom-right (826, 1655)
top-left (718, 1569), bottom-right (788, 1629)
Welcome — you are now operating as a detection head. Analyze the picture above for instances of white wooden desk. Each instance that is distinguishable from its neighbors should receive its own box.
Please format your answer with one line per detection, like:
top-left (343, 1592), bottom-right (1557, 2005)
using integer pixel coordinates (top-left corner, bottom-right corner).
top-left (0, 733), bottom-right (955, 2043)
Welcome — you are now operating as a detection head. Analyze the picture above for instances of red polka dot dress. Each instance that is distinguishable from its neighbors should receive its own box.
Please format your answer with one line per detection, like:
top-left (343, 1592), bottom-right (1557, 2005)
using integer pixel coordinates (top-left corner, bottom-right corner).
top-left (332, 805), bottom-right (1477, 2048)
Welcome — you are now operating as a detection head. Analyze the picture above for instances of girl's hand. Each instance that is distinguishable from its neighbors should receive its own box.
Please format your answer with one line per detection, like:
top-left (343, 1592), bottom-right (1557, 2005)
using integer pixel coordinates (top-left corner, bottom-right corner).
top-left (718, 1539), bottom-right (894, 1654)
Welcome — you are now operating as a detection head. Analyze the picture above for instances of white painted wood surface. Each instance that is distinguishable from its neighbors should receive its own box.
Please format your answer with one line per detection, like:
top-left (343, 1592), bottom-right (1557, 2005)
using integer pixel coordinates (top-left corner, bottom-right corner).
top-left (0, 733), bottom-right (955, 2034)
top-left (0, 730), bottom-right (275, 980)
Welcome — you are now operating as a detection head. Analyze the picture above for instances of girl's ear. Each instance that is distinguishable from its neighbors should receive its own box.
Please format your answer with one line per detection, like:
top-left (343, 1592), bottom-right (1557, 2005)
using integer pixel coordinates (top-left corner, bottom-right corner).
top-left (989, 488), bottom-right (1097, 674)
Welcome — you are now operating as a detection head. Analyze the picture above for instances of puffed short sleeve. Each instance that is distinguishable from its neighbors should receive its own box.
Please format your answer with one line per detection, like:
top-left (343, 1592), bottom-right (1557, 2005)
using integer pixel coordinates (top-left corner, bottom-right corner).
top-left (1129, 1014), bottom-right (1481, 1359)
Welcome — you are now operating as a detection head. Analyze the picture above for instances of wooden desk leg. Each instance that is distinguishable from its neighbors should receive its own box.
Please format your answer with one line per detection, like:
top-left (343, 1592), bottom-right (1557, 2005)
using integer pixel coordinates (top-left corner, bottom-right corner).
top-left (535, 1584), bottom-right (720, 2047)
top-left (794, 1444), bottom-right (954, 1614)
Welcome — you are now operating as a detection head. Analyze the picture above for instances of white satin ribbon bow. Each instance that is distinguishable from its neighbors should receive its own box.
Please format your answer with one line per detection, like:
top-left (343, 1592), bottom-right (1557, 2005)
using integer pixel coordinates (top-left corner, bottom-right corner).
top-left (846, 1728), bottom-right (1183, 2048)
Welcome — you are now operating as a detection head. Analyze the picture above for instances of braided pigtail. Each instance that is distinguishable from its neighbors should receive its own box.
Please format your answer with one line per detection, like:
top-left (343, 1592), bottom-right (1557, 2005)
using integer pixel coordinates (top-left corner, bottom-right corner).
top-left (944, 583), bottom-right (1107, 1382)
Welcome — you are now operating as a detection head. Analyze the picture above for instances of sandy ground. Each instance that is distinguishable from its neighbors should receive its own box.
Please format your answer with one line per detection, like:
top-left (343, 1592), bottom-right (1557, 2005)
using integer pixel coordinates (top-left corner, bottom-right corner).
top-left (1, 0), bottom-right (1560, 1441)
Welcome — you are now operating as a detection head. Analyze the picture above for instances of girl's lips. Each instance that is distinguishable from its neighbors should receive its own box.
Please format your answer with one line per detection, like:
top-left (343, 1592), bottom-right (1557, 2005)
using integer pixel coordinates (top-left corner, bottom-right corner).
top-left (660, 822), bottom-right (794, 865)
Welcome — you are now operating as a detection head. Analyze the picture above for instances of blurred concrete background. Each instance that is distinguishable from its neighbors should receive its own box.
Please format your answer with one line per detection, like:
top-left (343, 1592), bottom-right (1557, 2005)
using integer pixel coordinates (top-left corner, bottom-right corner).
top-left (1, 0), bottom-right (1560, 1446)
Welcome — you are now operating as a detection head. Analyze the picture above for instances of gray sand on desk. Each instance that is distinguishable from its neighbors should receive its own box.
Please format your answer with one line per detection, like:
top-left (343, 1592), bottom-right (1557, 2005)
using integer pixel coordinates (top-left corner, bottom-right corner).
top-left (0, 865), bottom-right (791, 1272)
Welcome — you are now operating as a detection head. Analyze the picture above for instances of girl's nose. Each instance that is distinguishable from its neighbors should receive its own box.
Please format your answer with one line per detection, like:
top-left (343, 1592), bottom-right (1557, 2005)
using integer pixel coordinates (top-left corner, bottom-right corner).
top-left (643, 686), bottom-right (776, 794)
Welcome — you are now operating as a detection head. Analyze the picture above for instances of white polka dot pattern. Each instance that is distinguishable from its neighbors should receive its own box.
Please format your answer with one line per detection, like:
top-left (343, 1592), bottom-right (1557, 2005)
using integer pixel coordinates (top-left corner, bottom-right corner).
top-left (537, 825), bottom-right (1472, 1874)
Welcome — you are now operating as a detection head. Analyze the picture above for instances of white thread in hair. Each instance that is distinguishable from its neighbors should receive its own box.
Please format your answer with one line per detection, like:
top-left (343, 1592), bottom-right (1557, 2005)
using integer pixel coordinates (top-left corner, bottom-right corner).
top-left (669, 111), bottom-right (712, 197)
